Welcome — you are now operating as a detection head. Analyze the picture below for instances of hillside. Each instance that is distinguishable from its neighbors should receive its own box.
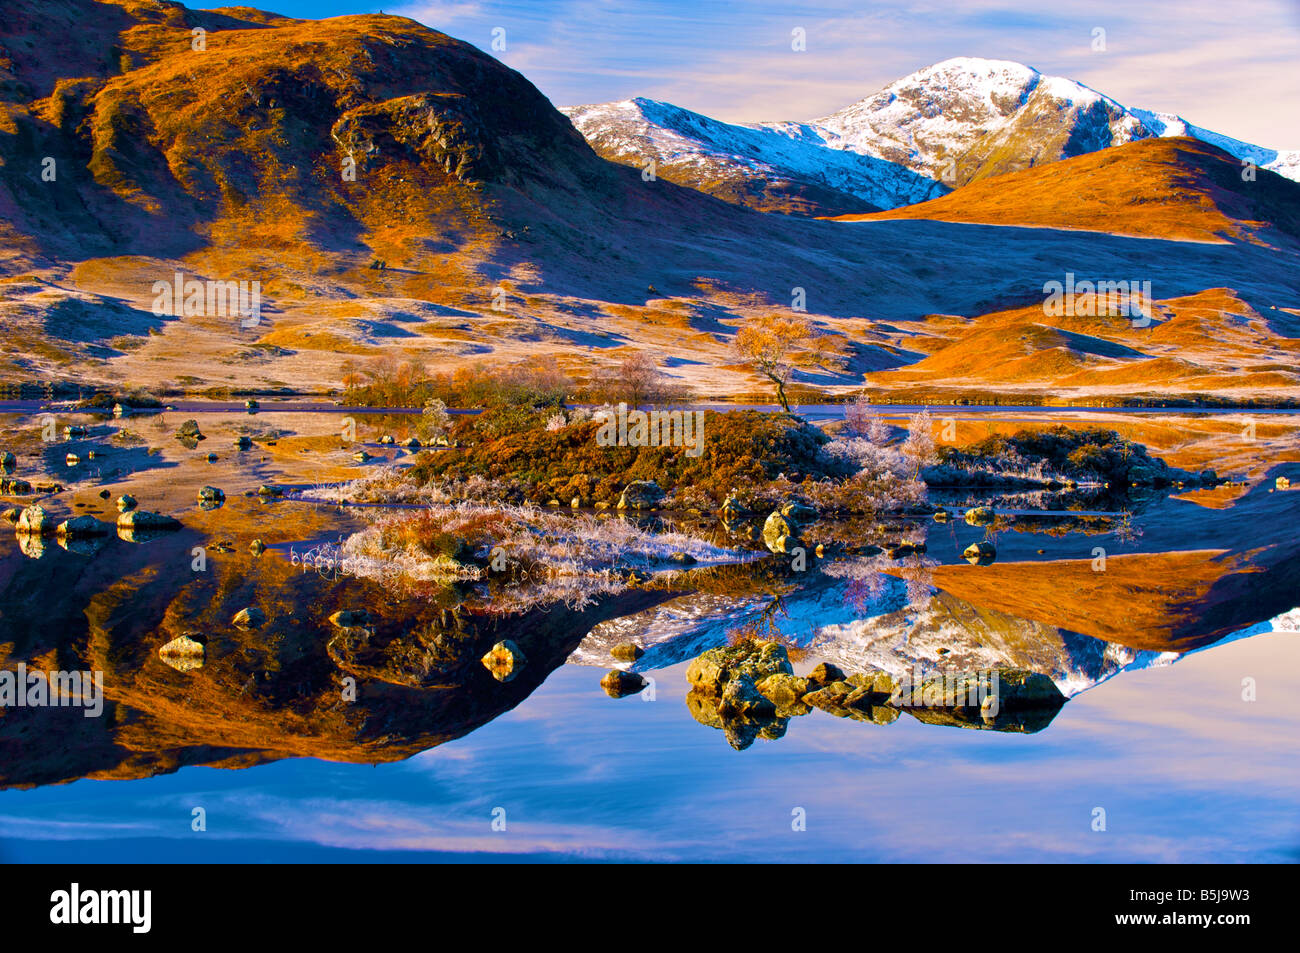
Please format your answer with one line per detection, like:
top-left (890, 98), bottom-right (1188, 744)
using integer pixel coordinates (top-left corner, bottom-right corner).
top-left (0, 2), bottom-right (1297, 404)
top-left (834, 137), bottom-right (1300, 244)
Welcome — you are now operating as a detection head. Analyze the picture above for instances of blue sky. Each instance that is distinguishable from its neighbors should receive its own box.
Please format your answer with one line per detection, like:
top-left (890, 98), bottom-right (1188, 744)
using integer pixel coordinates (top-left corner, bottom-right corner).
top-left (203, 1), bottom-right (1300, 147)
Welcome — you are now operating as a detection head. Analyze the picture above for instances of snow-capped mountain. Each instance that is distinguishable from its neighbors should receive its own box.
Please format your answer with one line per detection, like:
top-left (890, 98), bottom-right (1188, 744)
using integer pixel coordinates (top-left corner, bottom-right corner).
top-left (561, 97), bottom-right (947, 216)
top-left (561, 57), bottom-right (1300, 215)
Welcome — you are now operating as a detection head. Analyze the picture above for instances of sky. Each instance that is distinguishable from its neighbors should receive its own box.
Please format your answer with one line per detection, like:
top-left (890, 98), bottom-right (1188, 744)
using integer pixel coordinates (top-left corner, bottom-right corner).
top-left (205, 1), bottom-right (1300, 148)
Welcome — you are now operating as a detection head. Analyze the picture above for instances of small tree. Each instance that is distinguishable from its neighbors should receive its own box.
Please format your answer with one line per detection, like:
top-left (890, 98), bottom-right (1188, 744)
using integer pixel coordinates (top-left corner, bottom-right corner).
top-left (417, 398), bottom-right (451, 443)
top-left (844, 392), bottom-right (891, 444)
top-left (901, 407), bottom-right (936, 478)
top-left (733, 314), bottom-right (840, 413)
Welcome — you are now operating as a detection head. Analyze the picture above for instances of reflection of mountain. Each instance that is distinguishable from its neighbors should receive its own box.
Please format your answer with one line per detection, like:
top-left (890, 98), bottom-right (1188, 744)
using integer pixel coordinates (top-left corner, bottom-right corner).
top-left (576, 475), bottom-right (1300, 701)
top-left (0, 518), bottom-right (676, 789)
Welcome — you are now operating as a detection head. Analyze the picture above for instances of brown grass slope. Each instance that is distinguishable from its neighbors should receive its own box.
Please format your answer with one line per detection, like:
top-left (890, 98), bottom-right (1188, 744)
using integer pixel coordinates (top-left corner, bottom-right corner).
top-left (834, 137), bottom-right (1300, 245)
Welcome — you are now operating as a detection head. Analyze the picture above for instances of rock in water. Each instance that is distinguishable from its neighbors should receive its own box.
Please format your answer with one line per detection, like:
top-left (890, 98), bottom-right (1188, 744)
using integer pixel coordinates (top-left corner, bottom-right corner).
top-left (481, 640), bottom-right (527, 682)
top-left (780, 500), bottom-right (817, 522)
top-left (176, 419), bottom-right (205, 440)
top-left (158, 635), bottom-right (205, 672)
top-left (610, 642), bottom-right (644, 662)
top-left (56, 515), bottom-right (110, 537)
top-left (617, 480), bottom-right (665, 510)
top-left (761, 510), bottom-right (803, 554)
top-left (686, 639), bottom-right (793, 694)
top-left (964, 506), bottom-right (995, 526)
top-left (15, 505), bottom-right (52, 535)
top-left (232, 607), bottom-right (266, 628)
top-left (117, 494), bottom-right (138, 512)
top-left (198, 485), bottom-right (225, 503)
top-left (116, 510), bottom-right (181, 530)
top-left (329, 609), bottom-right (371, 628)
top-left (963, 541), bottom-right (996, 565)
top-left (600, 670), bottom-right (647, 698)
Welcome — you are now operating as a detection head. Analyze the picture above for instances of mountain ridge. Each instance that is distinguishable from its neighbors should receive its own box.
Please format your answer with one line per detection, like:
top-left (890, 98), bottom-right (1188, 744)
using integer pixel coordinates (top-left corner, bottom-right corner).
top-left (562, 56), bottom-right (1299, 217)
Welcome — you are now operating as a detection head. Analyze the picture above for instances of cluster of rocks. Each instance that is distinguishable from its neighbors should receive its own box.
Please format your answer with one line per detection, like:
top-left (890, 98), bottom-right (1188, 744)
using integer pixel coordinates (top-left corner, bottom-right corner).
top-left (681, 638), bottom-right (1067, 749)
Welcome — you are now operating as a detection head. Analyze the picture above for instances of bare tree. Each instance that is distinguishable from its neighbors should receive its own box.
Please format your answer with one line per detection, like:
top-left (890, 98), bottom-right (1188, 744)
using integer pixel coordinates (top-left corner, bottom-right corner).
top-left (732, 314), bottom-right (841, 413)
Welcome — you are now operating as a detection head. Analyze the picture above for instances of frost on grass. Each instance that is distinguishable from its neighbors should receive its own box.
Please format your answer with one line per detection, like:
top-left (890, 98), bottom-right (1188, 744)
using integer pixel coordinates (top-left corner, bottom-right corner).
top-left (338, 502), bottom-right (752, 612)
top-left (303, 466), bottom-right (494, 505)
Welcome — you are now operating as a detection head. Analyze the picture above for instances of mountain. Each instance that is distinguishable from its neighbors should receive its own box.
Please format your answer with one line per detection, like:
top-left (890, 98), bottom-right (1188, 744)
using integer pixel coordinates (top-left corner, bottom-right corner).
top-left (562, 57), bottom-right (1300, 215)
top-left (0, 3), bottom-right (1297, 405)
top-left (560, 98), bottom-right (946, 216)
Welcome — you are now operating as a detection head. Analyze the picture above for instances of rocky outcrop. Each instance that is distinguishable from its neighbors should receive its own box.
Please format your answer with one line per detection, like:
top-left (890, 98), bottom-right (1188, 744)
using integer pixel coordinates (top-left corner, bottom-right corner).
top-left (617, 480), bottom-right (664, 510)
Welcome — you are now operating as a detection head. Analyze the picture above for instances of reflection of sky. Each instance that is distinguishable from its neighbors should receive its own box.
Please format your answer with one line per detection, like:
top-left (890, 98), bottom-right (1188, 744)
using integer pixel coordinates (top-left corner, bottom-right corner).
top-left (1, 629), bottom-right (1296, 862)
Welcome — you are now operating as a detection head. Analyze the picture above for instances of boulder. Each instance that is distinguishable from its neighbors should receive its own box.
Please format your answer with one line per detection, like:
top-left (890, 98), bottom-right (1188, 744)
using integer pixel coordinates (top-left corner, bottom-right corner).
top-left (400, 437), bottom-right (422, 448)
top-left (686, 639), bottom-right (792, 695)
top-left (780, 500), bottom-right (818, 522)
top-left (176, 419), bottom-right (204, 440)
top-left (617, 480), bottom-right (665, 510)
top-left (600, 670), bottom-right (647, 698)
top-left (481, 640), bottom-right (527, 682)
top-left (232, 606), bottom-right (266, 628)
top-left (964, 506), bottom-right (995, 526)
top-left (56, 515), bottom-right (110, 537)
top-left (234, 436), bottom-right (253, 450)
top-left (257, 485), bottom-right (283, 497)
top-left (932, 508), bottom-right (950, 522)
top-left (718, 677), bottom-right (777, 719)
top-left (806, 662), bottom-right (847, 687)
top-left (116, 510), bottom-right (181, 530)
top-left (248, 538), bottom-right (267, 555)
top-left (963, 541), bottom-right (997, 565)
top-left (245, 398), bottom-right (259, 410)
top-left (762, 510), bottom-right (803, 554)
top-left (610, 642), bottom-right (644, 662)
top-left (0, 451), bottom-right (14, 468)
top-left (329, 609), bottom-right (371, 628)
top-left (379, 434), bottom-right (395, 444)
top-left (667, 551), bottom-right (696, 566)
top-left (754, 673), bottom-right (811, 713)
top-left (158, 634), bottom-right (205, 671)
top-left (847, 668), bottom-right (899, 698)
top-left (720, 492), bottom-right (748, 518)
top-left (0, 478), bottom-right (33, 494)
top-left (116, 494), bottom-right (138, 513)
top-left (198, 485), bottom-right (225, 503)
top-left (15, 505), bottom-right (52, 535)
